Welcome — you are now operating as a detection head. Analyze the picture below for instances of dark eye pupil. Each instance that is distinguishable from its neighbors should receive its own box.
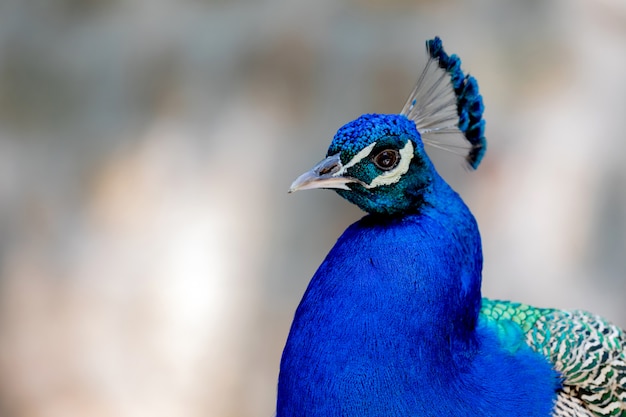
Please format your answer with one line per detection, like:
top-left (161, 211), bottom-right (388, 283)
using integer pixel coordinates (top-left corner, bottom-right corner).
top-left (373, 149), bottom-right (399, 170)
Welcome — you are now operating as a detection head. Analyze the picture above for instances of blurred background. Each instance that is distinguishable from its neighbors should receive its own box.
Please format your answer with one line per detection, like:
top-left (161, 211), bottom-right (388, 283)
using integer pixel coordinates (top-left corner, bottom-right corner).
top-left (0, 0), bottom-right (625, 416)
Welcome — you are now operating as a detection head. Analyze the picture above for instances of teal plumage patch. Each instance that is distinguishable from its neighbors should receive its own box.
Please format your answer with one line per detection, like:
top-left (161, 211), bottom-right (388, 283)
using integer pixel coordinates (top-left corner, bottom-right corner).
top-left (481, 299), bottom-right (626, 417)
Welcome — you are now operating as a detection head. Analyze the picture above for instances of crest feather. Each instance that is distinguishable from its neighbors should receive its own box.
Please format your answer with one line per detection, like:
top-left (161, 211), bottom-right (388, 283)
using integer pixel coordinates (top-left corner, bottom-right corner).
top-left (401, 37), bottom-right (487, 169)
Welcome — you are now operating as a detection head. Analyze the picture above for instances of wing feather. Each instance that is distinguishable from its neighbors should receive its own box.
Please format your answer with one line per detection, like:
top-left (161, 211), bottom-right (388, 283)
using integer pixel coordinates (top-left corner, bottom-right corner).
top-left (481, 298), bottom-right (626, 417)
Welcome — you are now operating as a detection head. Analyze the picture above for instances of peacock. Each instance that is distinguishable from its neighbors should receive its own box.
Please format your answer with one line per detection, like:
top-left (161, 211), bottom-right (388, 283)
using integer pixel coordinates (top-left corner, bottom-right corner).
top-left (278, 37), bottom-right (626, 416)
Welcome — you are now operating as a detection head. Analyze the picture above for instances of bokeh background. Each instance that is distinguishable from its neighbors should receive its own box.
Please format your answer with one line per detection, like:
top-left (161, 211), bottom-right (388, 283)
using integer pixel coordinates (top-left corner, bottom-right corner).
top-left (0, 0), bottom-right (625, 416)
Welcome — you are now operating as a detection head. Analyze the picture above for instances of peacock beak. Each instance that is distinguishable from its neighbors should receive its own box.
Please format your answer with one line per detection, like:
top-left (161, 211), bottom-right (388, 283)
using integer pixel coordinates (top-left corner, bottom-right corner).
top-left (289, 154), bottom-right (359, 193)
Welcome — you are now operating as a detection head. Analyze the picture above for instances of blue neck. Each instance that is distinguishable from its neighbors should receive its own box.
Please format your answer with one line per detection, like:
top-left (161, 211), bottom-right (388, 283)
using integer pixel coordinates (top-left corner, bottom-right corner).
top-left (277, 172), bottom-right (558, 416)
top-left (278, 173), bottom-right (481, 411)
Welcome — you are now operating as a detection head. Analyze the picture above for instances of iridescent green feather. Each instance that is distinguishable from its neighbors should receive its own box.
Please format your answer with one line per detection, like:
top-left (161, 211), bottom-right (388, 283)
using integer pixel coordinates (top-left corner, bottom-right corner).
top-left (481, 298), bottom-right (626, 417)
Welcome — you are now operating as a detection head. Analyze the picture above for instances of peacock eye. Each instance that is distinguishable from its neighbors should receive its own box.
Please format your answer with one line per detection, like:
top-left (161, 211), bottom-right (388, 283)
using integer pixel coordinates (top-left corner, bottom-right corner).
top-left (372, 149), bottom-right (400, 171)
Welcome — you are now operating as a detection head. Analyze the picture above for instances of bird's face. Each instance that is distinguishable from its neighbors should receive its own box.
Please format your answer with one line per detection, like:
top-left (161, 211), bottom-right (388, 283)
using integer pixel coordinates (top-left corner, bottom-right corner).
top-left (290, 114), bottom-right (434, 215)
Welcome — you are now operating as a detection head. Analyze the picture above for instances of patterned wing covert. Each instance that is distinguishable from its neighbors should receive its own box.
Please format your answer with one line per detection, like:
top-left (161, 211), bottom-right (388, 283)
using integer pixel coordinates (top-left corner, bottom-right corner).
top-left (481, 298), bottom-right (626, 417)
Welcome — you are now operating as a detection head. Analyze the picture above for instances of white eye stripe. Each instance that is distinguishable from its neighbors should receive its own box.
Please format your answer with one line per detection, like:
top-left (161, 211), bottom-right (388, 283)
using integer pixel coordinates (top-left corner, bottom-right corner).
top-left (336, 142), bottom-right (377, 176)
top-left (367, 141), bottom-right (414, 188)
top-left (334, 140), bottom-right (414, 189)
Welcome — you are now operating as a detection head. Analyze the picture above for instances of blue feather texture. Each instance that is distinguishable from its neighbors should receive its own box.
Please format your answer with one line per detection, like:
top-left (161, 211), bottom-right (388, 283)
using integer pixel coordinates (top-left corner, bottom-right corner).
top-left (280, 37), bottom-right (626, 417)
top-left (279, 169), bottom-right (559, 416)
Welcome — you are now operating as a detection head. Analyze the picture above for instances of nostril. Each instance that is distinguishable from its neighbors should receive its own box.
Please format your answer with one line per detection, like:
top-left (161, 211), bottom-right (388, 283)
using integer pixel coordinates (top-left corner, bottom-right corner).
top-left (313, 154), bottom-right (343, 177)
top-left (318, 165), bottom-right (335, 175)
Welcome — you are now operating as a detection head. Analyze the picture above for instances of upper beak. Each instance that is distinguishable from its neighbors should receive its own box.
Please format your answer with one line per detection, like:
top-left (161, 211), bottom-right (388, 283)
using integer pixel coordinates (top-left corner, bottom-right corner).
top-left (289, 154), bottom-right (359, 193)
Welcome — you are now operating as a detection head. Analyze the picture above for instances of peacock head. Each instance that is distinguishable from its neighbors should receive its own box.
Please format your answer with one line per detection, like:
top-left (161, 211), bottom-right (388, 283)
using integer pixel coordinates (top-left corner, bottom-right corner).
top-left (289, 113), bottom-right (433, 215)
top-left (289, 37), bottom-right (486, 216)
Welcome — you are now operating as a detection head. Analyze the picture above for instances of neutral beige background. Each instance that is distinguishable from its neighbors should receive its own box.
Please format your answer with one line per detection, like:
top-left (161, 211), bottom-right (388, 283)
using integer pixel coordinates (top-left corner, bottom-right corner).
top-left (0, 0), bottom-right (625, 416)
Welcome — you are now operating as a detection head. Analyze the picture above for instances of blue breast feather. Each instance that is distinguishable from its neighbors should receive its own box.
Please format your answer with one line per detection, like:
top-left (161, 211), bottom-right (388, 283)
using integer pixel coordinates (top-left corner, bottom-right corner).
top-left (278, 37), bottom-right (565, 416)
top-left (277, 172), bottom-right (560, 416)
